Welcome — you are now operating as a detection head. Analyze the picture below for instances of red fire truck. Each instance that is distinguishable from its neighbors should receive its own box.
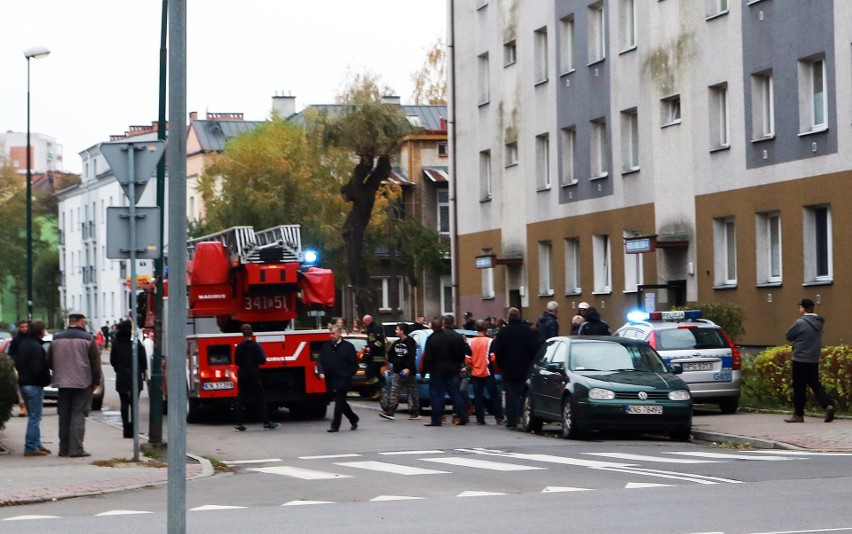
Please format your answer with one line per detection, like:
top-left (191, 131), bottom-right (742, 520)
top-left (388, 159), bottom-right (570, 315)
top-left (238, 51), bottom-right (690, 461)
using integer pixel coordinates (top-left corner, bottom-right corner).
top-left (179, 224), bottom-right (335, 423)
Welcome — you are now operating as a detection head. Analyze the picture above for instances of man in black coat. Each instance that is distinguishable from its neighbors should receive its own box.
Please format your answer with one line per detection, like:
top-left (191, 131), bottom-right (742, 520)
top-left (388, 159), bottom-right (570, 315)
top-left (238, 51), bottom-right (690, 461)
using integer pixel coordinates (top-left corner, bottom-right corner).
top-left (318, 325), bottom-right (360, 432)
top-left (232, 324), bottom-right (278, 432)
top-left (109, 320), bottom-right (148, 438)
top-left (421, 316), bottom-right (470, 426)
top-left (492, 307), bottom-right (540, 428)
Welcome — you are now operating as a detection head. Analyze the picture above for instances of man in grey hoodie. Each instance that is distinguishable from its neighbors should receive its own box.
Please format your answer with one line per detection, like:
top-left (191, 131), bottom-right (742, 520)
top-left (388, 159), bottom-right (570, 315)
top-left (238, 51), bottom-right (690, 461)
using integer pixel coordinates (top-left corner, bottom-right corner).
top-left (784, 298), bottom-right (834, 423)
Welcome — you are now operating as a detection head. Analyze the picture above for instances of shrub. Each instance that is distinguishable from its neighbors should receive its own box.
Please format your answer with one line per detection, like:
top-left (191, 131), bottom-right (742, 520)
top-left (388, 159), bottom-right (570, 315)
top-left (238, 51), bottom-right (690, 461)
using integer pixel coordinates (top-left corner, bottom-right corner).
top-left (0, 355), bottom-right (18, 428)
top-left (692, 302), bottom-right (746, 343)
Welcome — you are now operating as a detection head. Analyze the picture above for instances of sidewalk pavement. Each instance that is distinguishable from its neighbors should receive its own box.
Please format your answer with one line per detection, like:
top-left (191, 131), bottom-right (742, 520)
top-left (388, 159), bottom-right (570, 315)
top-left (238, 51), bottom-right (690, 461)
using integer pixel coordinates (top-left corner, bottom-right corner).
top-left (0, 406), bottom-right (848, 507)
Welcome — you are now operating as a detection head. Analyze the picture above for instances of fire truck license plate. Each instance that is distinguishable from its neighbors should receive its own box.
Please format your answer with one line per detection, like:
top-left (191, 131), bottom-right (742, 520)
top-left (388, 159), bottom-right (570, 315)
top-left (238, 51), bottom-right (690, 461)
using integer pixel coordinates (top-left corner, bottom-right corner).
top-left (202, 381), bottom-right (234, 391)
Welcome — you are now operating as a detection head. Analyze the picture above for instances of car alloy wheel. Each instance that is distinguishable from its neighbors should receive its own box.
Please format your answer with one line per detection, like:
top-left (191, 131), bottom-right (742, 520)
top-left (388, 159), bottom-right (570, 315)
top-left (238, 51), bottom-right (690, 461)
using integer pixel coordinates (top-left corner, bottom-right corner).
top-left (521, 392), bottom-right (543, 433)
top-left (560, 396), bottom-right (580, 439)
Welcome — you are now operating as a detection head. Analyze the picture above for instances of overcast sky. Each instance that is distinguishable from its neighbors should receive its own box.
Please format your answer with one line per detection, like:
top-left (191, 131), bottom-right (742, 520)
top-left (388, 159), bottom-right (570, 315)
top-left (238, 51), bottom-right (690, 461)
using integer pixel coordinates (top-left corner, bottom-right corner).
top-left (0, 0), bottom-right (447, 173)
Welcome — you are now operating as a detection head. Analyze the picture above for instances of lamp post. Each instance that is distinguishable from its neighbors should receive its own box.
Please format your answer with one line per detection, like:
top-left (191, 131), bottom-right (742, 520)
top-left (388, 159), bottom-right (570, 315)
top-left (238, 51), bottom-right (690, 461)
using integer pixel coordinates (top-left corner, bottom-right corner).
top-left (24, 46), bottom-right (50, 321)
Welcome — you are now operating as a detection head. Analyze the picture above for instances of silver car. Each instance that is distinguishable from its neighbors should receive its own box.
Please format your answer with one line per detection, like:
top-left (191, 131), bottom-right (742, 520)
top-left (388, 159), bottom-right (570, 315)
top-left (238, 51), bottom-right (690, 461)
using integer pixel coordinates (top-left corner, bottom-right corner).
top-left (614, 310), bottom-right (741, 413)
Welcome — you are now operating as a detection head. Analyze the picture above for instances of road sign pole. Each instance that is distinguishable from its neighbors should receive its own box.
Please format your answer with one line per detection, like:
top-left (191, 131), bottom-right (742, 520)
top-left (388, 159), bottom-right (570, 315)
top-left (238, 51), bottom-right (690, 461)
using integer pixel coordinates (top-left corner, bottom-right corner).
top-left (128, 146), bottom-right (141, 463)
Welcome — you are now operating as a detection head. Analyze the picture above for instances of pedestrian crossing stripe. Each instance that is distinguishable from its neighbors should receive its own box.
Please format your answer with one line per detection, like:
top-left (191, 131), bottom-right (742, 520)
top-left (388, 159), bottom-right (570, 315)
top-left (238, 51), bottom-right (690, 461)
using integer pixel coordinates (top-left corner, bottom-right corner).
top-left (95, 510), bottom-right (153, 516)
top-left (458, 491), bottom-right (507, 497)
top-left (370, 495), bottom-right (425, 501)
top-left (586, 452), bottom-right (724, 464)
top-left (379, 450), bottom-right (444, 455)
top-left (667, 452), bottom-right (797, 461)
top-left (422, 457), bottom-right (546, 471)
top-left (299, 453), bottom-right (361, 460)
top-left (249, 466), bottom-right (352, 480)
top-left (191, 505), bottom-right (248, 511)
top-left (541, 486), bottom-right (593, 493)
top-left (282, 500), bottom-right (334, 506)
top-left (3, 515), bottom-right (61, 521)
top-left (335, 461), bottom-right (450, 476)
top-left (625, 482), bottom-right (672, 489)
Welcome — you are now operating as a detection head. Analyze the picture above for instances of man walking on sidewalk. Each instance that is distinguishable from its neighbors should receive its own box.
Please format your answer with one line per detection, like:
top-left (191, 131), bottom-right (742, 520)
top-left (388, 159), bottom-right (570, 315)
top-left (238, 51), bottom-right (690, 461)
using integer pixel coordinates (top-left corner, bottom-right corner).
top-left (784, 298), bottom-right (835, 423)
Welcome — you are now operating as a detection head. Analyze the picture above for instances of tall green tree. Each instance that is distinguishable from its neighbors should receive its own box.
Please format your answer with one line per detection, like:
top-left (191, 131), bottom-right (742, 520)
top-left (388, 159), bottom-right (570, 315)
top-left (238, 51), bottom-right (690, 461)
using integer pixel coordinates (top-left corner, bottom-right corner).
top-left (0, 165), bottom-right (28, 317)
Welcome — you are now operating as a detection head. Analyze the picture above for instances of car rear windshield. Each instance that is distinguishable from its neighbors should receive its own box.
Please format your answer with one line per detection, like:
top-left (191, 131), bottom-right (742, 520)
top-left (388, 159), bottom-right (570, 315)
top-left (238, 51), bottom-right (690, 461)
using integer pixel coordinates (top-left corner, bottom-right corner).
top-left (656, 327), bottom-right (727, 350)
top-left (570, 341), bottom-right (667, 373)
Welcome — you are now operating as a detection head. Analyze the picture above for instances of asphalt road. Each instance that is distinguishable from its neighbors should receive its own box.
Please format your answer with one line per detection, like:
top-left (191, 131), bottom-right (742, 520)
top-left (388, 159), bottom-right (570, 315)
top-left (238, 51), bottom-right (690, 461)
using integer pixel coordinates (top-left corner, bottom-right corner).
top-left (4, 391), bottom-right (852, 533)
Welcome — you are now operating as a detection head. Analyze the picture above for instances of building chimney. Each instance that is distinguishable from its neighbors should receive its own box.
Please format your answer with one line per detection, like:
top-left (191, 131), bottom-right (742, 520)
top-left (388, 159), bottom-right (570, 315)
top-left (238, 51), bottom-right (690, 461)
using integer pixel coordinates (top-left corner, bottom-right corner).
top-left (189, 111), bottom-right (198, 121)
top-left (381, 94), bottom-right (401, 106)
top-left (271, 94), bottom-right (296, 118)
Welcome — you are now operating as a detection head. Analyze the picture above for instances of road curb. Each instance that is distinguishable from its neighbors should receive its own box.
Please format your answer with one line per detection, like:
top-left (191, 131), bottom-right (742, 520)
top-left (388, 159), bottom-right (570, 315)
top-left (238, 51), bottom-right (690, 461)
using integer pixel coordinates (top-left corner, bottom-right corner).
top-left (692, 429), bottom-right (805, 451)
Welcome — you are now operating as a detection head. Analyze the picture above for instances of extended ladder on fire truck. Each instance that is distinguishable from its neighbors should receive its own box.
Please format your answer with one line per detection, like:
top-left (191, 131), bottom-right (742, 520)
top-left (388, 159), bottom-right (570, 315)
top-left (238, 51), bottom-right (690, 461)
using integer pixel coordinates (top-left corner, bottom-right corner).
top-left (187, 224), bottom-right (303, 265)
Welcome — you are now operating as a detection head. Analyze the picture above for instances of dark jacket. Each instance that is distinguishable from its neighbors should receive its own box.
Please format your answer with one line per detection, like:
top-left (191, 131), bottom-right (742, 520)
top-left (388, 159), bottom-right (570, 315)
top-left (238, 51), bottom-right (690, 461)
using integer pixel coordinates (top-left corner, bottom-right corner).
top-left (577, 310), bottom-right (611, 336)
top-left (389, 336), bottom-right (417, 375)
top-left (318, 339), bottom-right (358, 391)
top-left (14, 335), bottom-right (51, 387)
top-left (535, 312), bottom-right (559, 342)
top-left (492, 319), bottom-right (539, 382)
top-left (422, 327), bottom-right (470, 380)
top-left (7, 331), bottom-right (28, 357)
top-left (786, 314), bottom-right (825, 363)
top-left (364, 322), bottom-right (387, 362)
top-left (234, 338), bottom-right (266, 380)
top-left (110, 334), bottom-right (148, 394)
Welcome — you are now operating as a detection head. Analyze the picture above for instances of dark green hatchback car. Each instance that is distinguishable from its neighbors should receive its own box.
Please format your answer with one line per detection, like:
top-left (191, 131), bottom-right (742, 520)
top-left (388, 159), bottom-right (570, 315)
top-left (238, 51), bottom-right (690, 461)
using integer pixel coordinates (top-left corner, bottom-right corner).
top-left (522, 336), bottom-right (692, 441)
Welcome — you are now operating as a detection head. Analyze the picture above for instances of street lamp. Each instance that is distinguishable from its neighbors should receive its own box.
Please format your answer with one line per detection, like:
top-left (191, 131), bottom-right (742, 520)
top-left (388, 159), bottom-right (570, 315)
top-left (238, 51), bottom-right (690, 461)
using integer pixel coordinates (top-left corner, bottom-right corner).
top-left (24, 46), bottom-right (50, 321)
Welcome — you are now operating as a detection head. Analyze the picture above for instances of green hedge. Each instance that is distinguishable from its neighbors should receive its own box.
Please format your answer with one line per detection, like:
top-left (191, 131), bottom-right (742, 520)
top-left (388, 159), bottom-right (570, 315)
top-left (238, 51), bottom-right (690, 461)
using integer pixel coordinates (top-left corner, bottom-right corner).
top-left (741, 345), bottom-right (852, 413)
top-left (0, 355), bottom-right (18, 428)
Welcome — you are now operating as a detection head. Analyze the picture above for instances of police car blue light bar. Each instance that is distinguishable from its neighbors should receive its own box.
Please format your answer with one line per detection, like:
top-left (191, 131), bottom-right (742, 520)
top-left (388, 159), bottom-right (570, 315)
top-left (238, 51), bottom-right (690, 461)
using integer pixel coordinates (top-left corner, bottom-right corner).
top-left (303, 250), bottom-right (318, 264)
top-left (627, 310), bottom-right (649, 322)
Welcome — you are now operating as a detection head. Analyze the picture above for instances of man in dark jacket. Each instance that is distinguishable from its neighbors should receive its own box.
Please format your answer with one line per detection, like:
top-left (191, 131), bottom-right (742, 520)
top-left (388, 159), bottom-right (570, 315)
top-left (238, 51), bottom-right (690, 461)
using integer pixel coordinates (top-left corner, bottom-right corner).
top-left (535, 301), bottom-right (560, 343)
top-left (784, 298), bottom-right (834, 423)
top-left (577, 306), bottom-right (611, 335)
top-left (109, 320), bottom-right (148, 437)
top-left (232, 324), bottom-right (278, 432)
top-left (492, 308), bottom-right (540, 428)
top-left (379, 323), bottom-right (420, 420)
top-left (361, 315), bottom-right (387, 400)
top-left (14, 320), bottom-right (51, 456)
top-left (421, 316), bottom-right (470, 426)
top-left (318, 325), bottom-right (359, 432)
top-left (8, 318), bottom-right (29, 418)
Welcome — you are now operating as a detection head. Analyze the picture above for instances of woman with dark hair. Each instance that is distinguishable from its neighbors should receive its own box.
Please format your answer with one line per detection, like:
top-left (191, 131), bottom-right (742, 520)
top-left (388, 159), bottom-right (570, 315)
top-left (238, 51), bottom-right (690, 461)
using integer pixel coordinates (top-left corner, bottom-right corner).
top-left (110, 320), bottom-right (147, 438)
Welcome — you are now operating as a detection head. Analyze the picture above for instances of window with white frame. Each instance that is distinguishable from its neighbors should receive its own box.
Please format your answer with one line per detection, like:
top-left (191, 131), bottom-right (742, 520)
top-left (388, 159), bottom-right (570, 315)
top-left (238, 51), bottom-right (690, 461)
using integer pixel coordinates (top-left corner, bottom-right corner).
top-left (621, 108), bottom-right (639, 172)
top-left (559, 15), bottom-right (575, 73)
top-left (538, 241), bottom-right (554, 296)
top-left (564, 238), bottom-right (581, 294)
top-left (590, 118), bottom-right (609, 178)
top-left (503, 40), bottom-right (517, 66)
top-left (619, 0), bottom-right (636, 51)
top-left (709, 83), bottom-right (729, 149)
top-left (713, 217), bottom-right (737, 286)
top-left (437, 190), bottom-right (450, 236)
top-left (536, 133), bottom-right (550, 189)
top-left (441, 276), bottom-right (453, 315)
top-left (588, 2), bottom-right (606, 63)
top-left (593, 234), bottom-right (612, 293)
top-left (798, 56), bottom-right (827, 132)
top-left (481, 267), bottom-right (495, 299)
top-left (705, 0), bottom-right (729, 18)
top-left (534, 27), bottom-right (548, 83)
top-left (803, 205), bottom-right (832, 282)
top-left (623, 233), bottom-right (643, 292)
top-left (756, 212), bottom-right (782, 284)
top-left (560, 126), bottom-right (576, 185)
top-left (751, 71), bottom-right (774, 139)
top-left (505, 141), bottom-right (518, 167)
top-left (478, 52), bottom-right (490, 105)
top-left (661, 94), bottom-right (681, 126)
top-left (479, 150), bottom-right (492, 201)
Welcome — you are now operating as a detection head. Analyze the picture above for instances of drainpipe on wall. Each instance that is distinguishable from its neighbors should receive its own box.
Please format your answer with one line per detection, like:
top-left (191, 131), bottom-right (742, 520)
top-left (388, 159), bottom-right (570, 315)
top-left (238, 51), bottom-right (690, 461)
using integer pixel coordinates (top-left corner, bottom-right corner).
top-left (448, 0), bottom-right (460, 320)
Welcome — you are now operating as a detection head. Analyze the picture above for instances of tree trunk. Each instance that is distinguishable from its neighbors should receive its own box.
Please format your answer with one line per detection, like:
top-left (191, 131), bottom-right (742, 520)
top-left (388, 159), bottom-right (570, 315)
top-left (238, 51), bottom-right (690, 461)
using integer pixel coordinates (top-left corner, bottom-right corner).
top-left (341, 155), bottom-right (392, 318)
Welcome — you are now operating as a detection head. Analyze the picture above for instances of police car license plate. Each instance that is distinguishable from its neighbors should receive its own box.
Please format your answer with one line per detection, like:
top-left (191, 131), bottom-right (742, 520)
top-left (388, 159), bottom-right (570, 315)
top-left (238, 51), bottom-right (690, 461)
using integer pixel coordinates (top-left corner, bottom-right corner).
top-left (626, 405), bottom-right (663, 415)
top-left (682, 361), bottom-right (713, 371)
top-left (202, 381), bottom-right (234, 391)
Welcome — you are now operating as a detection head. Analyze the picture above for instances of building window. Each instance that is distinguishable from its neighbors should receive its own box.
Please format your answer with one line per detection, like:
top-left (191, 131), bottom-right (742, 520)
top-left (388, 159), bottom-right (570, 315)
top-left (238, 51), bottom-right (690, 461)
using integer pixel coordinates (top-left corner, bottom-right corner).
top-left (534, 27), bottom-right (548, 84)
top-left (437, 190), bottom-right (450, 236)
top-left (505, 142), bottom-right (518, 167)
top-left (799, 56), bottom-right (827, 132)
top-left (593, 234), bottom-right (612, 293)
top-left (560, 127), bottom-right (577, 185)
top-left (709, 83), bottom-right (729, 149)
top-left (479, 150), bottom-right (492, 201)
top-left (751, 71), bottom-right (774, 139)
top-left (564, 238), bottom-right (581, 295)
top-left (803, 205), bottom-right (832, 282)
top-left (478, 52), bottom-right (490, 105)
top-left (621, 108), bottom-right (639, 172)
top-left (481, 267), bottom-right (495, 299)
top-left (623, 232), bottom-right (643, 292)
top-left (661, 94), bottom-right (681, 126)
top-left (437, 142), bottom-right (448, 156)
top-left (538, 241), bottom-right (554, 296)
top-left (441, 276), bottom-right (454, 315)
top-left (588, 2), bottom-right (606, 64)
top-left (619, 0), bottom-right (636, 51)
top-left (590, 118), bottom-right (609, 178)
top-left (713, 217), bottom-right (737, 286)
top-left (756, 212), bottom-right (782, 284)
top-left (536, 133), bottom-right (550, 190)
top-left (705, 0), bottom-right (729, 18)
top-left (503, 40), bottom-right (517, 67)
top-left (559, 15), bottom-right (575, 73)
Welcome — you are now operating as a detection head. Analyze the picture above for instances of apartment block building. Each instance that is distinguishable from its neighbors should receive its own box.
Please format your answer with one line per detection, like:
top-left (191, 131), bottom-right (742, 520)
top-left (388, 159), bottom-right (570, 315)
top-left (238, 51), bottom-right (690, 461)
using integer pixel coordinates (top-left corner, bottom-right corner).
top-left (450, 0), bottom-right (851, 345)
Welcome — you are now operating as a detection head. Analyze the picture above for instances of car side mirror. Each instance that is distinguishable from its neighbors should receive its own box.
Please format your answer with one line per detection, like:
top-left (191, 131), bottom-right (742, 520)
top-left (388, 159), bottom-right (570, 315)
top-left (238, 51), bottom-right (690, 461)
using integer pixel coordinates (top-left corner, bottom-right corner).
top-left (669, 364), bottom-right (683, 375)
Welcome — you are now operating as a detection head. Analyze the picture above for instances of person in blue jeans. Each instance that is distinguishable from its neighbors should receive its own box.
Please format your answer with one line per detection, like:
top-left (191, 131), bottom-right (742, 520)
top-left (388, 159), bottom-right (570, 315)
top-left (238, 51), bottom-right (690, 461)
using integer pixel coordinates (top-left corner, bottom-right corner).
top-left (421, 317), bottom-right (470, 426)
top-left (13, 320), bottom-right (52, 456)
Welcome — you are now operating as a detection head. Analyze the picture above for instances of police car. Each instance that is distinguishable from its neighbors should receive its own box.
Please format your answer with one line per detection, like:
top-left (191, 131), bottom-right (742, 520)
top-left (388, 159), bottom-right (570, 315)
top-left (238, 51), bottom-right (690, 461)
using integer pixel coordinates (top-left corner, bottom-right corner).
top-left (614, 310), bottom-right (741, 413)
